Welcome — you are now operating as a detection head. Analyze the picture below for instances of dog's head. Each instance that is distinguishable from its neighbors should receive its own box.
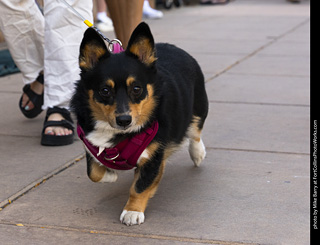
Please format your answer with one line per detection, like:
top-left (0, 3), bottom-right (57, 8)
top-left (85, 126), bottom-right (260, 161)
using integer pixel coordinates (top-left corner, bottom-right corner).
top-left (78, 22), bottom-right (157, 133)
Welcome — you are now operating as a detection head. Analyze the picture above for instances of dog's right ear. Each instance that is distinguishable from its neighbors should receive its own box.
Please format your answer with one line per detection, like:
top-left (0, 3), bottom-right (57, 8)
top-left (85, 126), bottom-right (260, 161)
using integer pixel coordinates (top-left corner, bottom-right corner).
top-left (79, 28), bottom-right (109, 72)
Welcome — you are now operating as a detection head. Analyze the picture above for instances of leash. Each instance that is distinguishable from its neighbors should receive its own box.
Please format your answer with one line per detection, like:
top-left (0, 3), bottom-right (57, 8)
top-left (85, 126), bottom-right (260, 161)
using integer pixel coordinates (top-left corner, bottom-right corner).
top-left (60, 0), bottom-right (123, 53)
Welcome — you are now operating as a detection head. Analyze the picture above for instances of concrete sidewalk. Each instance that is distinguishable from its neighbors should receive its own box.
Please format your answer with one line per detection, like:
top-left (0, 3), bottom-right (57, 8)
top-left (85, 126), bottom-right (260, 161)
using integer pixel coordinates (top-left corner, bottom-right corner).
top-left (0, 0), bottom-right (310, 244)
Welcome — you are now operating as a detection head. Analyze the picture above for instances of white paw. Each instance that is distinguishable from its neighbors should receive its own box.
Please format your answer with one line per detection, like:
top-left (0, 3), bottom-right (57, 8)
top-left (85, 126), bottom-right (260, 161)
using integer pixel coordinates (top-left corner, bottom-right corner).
top-left (120, 210), bottom-right (145, 226)
top-left (99, 169), bottom-right (118, 183)
top-left (189, 139), bottom-right (206, 167)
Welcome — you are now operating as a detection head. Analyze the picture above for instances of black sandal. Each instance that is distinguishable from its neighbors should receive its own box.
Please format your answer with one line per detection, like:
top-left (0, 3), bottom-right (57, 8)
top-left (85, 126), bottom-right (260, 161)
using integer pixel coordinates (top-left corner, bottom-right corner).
top-left (200, 0), bottom-right (229, 5)
top-left (41, 107), bottom-right (74, 146)
top-left (19, 73), bottom-right (44, 119)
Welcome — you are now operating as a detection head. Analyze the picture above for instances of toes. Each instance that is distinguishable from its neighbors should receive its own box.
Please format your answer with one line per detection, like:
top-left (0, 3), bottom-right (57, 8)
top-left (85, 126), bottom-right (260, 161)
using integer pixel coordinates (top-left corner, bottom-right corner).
top-left (44, 127), bottom-right (72, 136)
top-left (56, 127), bottom-right (64, 136)
top-left (66, 128), bottom-right (73, 135)
top-left (44, 127), bottom-right (54, 135)
top-left (24, 103), bottom-right (34, 111)
top-left (44, 112), bottom-right (73, 136)
top-left (21, 94), bottom-right (34, 111)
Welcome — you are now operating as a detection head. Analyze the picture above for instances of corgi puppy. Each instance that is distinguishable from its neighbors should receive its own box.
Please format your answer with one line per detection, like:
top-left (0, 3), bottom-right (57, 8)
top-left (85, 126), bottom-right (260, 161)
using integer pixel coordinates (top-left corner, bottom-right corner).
top-left (71, 22), bottom-right (208, 226)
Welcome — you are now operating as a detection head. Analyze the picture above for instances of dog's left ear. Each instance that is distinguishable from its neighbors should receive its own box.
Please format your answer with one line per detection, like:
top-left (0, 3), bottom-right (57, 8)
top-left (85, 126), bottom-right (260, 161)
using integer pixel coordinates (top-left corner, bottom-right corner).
top-left (79, 28), bottom-right (109, 72)
top-left (126, 22), bottom-right (156, 66)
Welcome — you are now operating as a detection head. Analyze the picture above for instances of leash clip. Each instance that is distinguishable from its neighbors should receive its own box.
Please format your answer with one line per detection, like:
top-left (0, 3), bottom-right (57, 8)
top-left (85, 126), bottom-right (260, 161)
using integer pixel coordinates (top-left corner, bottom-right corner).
top-left (107, 39), bottom-right (123, 53)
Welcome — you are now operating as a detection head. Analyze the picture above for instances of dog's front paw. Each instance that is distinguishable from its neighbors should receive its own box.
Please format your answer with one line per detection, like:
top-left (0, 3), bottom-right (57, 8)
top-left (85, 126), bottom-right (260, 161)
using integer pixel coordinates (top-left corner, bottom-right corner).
top-left (99, 168), bottom-right (118, 183)
top-left (120, 210), bottom-right (145, 226)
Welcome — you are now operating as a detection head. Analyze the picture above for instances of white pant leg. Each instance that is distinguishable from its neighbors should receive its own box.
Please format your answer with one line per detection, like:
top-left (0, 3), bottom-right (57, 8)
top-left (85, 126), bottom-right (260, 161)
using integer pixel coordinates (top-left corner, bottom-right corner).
top-left (0, 0), bottom-right (44, 85)
top-left (43, 0), bottom-right (93, 109)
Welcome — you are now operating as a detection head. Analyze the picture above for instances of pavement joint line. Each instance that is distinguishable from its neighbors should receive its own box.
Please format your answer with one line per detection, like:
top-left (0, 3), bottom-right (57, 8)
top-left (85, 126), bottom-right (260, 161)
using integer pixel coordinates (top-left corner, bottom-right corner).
top-left (225, 72), bottom-right (310, 78)
top-left (208, 100), bottom-right (309, 108)
top-left (205, 18), bottom-right (310, 83)
top-left (0, 134), bottom-right (40, 138)
top-left (0, 220), bottom-right (259, 245)
top-left (0, 91), bottom-right (20, 94)
top-left (0, 153), bottom-right (85, 210)
top-left (0, 134), bottom-right (81, 140)
top-left (206, 147), bottom-right (309, 156)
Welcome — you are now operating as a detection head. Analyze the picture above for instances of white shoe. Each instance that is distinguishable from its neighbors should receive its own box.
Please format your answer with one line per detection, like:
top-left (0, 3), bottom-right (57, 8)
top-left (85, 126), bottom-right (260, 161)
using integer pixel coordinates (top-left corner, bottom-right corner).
top-left (96, 13), bottom-right (114, 32)
top-left (96, 21), bottom-right (114, 32)
top-left (143, 1), bottom-right (163, 19)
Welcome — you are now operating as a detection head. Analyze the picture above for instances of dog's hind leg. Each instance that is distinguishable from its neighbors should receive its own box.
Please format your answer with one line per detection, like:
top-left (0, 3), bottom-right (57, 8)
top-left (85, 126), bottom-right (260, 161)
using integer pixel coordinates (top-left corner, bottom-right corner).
top-left (86, 152), bottom-right (118, 183)
top-left (187, 116), bottom-right (206, 167)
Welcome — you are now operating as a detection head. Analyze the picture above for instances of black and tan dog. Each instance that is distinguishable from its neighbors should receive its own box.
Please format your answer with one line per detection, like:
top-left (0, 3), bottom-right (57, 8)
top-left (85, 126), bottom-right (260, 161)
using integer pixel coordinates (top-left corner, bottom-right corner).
top-left (71, 22), bottom-right (208, 226)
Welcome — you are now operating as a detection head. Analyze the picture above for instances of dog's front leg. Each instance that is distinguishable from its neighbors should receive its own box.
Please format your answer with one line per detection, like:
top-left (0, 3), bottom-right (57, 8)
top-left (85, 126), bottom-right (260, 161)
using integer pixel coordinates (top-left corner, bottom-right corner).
top-left (120, 149), bottom-right (165, 226)
top-left (86, 152), bottom-right (118, 183)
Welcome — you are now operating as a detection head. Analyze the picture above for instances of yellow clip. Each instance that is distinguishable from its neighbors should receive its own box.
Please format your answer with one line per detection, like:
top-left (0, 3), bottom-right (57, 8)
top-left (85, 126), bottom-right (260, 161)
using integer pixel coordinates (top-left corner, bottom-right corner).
top-left (84, 19), bottom-right (93, 27)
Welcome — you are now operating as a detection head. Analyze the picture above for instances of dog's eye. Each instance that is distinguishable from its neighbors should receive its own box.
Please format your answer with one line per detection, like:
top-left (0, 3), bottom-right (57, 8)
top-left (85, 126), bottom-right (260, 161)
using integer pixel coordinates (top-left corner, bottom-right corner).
top-left (99, 87), bottom-right (111, 97)
top-left (132, 86), bottom-right (142, 96)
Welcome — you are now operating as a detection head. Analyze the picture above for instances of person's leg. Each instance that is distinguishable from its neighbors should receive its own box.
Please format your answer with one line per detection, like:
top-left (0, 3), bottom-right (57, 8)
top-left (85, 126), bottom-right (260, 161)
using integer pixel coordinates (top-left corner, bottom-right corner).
top-left (42, 0), bottom-right (93, 137)
top-left (0, 0), bottom-right (45, 112)
top-left (0, 0), bottom-right (44, 84)
top-left (96, 0), bottom-right (107, 15)
top-left (105, 0), bottom-right (144, 48)
top-left (95, 0), bottom-right (114, 32)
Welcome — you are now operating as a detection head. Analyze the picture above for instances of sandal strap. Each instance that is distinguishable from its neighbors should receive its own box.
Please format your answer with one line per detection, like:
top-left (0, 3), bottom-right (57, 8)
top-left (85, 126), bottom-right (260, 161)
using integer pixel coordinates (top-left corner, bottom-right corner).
top-left (46, 107), bottom-right (74, 123)
top-left (36, 73), bottom-right (44, 84)
top-left (21, 72), bottom-right (44, 106)
top-left (42, 120), bottom-right (74, 132)
top-left (43, 107), bottom-right (74, 133)
top-left (22, 84), bottom-right (43, 106)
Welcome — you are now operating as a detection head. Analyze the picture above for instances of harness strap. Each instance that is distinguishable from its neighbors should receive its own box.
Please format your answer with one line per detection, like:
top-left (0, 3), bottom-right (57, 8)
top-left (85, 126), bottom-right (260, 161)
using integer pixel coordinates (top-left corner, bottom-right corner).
top-left (77, 121), bottom-right (159, 170)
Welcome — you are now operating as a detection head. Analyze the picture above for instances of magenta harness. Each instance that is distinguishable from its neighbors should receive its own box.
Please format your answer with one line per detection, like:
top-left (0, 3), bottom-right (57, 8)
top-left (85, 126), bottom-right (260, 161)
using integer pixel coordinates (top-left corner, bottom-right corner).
top-left (76, 42), bottom-right (159, 170)
top-left (77, 121), bottom-right (158, 170)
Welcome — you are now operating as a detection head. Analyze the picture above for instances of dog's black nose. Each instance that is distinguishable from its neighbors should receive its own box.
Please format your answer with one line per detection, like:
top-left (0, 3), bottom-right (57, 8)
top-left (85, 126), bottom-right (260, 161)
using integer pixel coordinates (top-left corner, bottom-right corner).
top-left (116, 115), bottom-right (132, 127)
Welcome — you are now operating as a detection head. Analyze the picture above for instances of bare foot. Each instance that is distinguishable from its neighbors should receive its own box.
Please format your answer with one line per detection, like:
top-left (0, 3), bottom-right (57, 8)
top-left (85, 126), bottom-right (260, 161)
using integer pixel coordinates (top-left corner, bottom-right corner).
top-left (44, 113), bottom-right (73, 136)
